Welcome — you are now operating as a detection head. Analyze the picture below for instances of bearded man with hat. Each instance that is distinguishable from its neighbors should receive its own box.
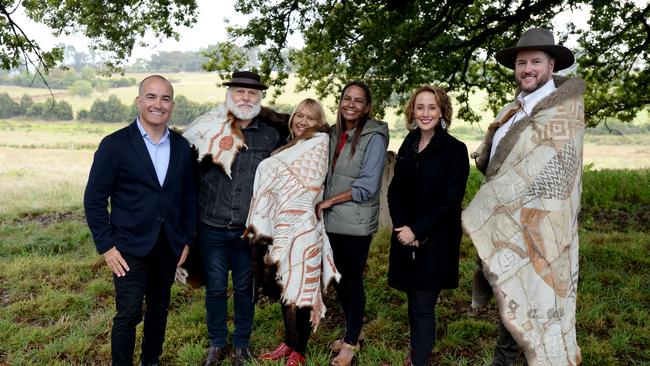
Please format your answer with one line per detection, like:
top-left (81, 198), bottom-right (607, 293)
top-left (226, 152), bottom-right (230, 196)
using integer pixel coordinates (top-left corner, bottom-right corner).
top-left (183, 71), bottom-right (287, 366)
top-left (462, 28), bottom-right (585, 365)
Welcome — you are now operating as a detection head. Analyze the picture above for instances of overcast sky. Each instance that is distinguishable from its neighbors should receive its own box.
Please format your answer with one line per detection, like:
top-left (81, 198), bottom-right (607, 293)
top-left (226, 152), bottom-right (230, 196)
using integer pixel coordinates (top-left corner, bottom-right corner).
top-left (15, 0), bottom-right (254, 62)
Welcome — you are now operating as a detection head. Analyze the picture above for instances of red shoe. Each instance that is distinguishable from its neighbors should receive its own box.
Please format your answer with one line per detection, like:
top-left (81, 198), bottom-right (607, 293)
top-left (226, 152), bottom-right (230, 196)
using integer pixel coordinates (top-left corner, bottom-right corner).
top-left (286, 351), bottom-right (307, 366)
top-left (403, 354), bottom-right (413, 366)
top-left (259, 342), bottom-right (294, 360)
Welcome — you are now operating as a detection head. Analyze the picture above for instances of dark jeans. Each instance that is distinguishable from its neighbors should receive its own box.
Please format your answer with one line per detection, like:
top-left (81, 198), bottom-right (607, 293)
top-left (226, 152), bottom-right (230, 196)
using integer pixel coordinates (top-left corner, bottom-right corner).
top-left (407, 290), bottom-right (441, 366)
top-left (199, 223), bottom-right (254, 348)
top-left (328, 233), bottom-right (372, 345)
top-left (282, 304), bottom-right (312, 354)
top-left (111, 230), bottom-right (178, 366)
top-left (492, 320), bottom-right (529, 366)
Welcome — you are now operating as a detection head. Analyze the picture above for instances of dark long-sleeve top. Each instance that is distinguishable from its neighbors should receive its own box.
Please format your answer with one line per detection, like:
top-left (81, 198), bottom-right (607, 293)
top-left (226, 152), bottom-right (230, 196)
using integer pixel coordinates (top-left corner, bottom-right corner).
top-left (387, 126), bottom-right (470, 291)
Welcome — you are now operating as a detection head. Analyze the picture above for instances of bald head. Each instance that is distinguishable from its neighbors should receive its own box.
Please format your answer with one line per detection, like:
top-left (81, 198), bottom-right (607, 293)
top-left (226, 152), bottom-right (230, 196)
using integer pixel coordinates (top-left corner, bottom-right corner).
top-left (139, 75), bottom-right (174, 99)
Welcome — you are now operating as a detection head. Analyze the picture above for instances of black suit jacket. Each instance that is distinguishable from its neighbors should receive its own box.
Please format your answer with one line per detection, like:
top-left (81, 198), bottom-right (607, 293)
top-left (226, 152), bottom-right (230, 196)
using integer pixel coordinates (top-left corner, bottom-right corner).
top-left (84, 120), bottom-right (197, 257)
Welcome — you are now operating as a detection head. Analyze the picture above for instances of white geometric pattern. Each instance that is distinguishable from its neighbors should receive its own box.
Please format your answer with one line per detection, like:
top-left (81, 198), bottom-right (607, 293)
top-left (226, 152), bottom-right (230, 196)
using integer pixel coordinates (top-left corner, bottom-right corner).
top-left (246, 133), bottom-right (340, 328)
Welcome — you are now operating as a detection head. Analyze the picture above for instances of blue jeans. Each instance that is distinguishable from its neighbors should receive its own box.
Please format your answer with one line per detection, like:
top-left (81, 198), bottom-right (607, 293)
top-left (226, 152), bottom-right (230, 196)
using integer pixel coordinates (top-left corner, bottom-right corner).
top-left (199, 223), bottom-right (254, 348)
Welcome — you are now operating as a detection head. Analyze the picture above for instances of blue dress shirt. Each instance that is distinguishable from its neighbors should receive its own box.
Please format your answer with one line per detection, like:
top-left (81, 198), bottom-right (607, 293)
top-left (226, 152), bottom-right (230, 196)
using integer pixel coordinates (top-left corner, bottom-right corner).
top-left (136, 118), bottom-right (170, 186)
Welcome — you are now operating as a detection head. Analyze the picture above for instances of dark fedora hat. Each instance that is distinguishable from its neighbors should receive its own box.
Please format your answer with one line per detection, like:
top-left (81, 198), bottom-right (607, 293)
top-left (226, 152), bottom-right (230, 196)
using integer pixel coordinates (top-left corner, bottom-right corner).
top-left (223, 70), bottom-right (268, 90)
top-left (495, 28), bottom-right (575, 71)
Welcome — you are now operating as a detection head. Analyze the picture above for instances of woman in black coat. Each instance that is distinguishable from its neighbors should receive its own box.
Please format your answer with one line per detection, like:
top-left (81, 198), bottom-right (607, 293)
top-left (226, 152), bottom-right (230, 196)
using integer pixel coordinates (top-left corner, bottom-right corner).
top-left (387, 85), bottom-right (470, 366)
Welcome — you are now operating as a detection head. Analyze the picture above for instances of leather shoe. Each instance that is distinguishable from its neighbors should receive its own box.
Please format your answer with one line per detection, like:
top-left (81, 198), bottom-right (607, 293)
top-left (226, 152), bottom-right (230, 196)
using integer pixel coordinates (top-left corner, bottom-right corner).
top-left (203, 346), bottom-right (228, 366)
top-left (139, 362), bottom-right (159, 366)
top-left (259, 342), bottom-right (294, 360)
top-left (286, 351), bottom-right (307, 366)
top-left (233, 347), bottom-right (252, 366)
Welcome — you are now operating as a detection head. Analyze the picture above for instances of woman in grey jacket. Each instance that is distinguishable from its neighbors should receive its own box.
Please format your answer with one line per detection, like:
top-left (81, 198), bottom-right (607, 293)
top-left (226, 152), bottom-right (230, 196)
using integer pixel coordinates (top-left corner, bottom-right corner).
top-left (316, 81), bottom-right (389, 366)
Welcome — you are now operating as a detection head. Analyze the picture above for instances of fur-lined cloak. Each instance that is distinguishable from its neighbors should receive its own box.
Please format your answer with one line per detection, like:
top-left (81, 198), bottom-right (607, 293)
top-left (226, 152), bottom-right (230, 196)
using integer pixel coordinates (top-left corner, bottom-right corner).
top-left (245, 127), bottom-right (340, 328)
top-left (462, 76), bottom-right (585, 365)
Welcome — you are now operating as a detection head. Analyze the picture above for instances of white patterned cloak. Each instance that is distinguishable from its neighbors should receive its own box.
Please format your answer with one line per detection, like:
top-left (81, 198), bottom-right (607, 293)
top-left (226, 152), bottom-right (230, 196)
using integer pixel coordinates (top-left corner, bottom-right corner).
top-left (183, 104), bottom-right (244, 178)
top-left (245, 131), bottom-right (340, 328)
top-left (462, 76), bottom-right (585, 365)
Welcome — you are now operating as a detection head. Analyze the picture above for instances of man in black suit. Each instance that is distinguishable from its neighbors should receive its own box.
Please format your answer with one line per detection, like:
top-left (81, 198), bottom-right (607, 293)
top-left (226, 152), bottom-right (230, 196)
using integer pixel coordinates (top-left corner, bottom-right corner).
top-left (84, 75), bottom-right (197, 366)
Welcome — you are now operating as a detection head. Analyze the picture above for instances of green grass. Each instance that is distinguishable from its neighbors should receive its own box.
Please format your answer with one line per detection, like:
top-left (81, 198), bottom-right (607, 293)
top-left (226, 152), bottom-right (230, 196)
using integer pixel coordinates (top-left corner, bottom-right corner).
top-left (1, 72), bottom-right (649, 364)
top-left (1, 206), bottom-right (649, 365)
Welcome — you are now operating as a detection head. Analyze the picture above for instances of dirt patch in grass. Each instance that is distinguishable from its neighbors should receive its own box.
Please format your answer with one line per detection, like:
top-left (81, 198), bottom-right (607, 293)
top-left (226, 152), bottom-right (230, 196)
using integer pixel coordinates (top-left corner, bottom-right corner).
top-left (6, 211), bottom-right (85, 226)
top-left (580, 205), bottom-right (650, 232)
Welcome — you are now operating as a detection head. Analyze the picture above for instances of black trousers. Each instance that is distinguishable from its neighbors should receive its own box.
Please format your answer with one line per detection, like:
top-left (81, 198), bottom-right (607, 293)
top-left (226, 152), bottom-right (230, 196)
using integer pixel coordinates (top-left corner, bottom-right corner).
top-left (328, 233), bottom-right (372, 345)
top-left (407, 289), bottom-right (441, 366)
top-left (282, 303), bottom-right (312, 354)
top-left (111, 229), bottom-right (178, 366)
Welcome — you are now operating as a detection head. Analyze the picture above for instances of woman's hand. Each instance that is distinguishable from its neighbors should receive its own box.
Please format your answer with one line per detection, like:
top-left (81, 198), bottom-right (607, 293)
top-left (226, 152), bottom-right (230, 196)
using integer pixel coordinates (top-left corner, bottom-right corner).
top-left (315, 199), bottom-right (333, 220)
top-left (395, 226), bottom-right (418, 247)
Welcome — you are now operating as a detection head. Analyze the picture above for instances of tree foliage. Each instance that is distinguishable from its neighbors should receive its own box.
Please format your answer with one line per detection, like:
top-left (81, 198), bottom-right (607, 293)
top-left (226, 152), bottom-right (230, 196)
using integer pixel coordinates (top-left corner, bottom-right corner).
top-left (0, 93), bottom-right (72, 120)
top-left (171, 95), bottom-right (216, 125)
top-left (219, 0), bottom-right (649, 126)
top-left (68, 79), bottom-right (93, 96)
top-left (0, 67), bottom-right (136, 90)
top-left (0, 92), bottom-right (20, 118)
top-left (0, 0), bottom-right (198, 76)
top-left (25, 98), bottom-right (73, 120)
top-left (87, 95), bottom-right (131, 123)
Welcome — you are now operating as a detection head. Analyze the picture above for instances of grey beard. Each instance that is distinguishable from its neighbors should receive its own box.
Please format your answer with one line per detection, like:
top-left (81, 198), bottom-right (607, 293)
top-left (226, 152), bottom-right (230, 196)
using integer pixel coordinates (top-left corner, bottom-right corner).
top-left (226, 97), bottom-right (261, 121)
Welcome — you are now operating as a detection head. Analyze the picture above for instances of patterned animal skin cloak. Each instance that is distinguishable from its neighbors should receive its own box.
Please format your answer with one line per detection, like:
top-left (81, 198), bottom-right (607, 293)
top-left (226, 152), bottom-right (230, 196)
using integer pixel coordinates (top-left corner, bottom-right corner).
top-left (245, 130), bottom-right (340, 328)
top-left (462, 76), bottom-right (585, 365)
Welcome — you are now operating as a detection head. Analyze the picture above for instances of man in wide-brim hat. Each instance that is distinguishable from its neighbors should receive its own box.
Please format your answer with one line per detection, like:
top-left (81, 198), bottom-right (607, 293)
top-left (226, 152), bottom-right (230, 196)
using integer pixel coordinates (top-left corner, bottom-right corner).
top-left (462, 28), bottom-right (585, 365)
top-left (183, 70), bottom-right (288, 366)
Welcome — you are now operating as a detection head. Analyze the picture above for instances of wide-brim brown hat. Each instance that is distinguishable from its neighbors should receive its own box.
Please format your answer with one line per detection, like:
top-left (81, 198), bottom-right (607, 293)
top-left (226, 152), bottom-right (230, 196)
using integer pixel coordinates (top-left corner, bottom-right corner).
top-left (495, 28), bottom-right (575, 71)
top-left (223, 70), bottom-right (268, 90)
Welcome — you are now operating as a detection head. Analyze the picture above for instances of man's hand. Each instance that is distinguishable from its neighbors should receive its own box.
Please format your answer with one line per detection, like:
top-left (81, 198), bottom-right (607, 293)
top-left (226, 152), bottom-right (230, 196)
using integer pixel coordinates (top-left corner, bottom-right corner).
top-left (177, 245), bottom-right (190, 267)
top-left (103, 246), bottom-right (129, 277)
top-left (395, 226), bottom-right (418, 247)
top-left (315, 199), bottom-right (333, 220)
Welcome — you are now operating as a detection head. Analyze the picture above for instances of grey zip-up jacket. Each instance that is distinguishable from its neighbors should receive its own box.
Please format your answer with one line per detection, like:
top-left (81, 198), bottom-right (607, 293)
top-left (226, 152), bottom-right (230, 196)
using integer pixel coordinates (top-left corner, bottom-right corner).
top-left (323, 119), bottom-right (389, 236)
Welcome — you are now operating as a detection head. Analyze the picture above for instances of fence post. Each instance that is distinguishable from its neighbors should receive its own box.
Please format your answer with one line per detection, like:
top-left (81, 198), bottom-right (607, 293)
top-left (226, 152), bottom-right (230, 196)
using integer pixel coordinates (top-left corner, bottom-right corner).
top-left (379, 151), bottom-right (395, 230)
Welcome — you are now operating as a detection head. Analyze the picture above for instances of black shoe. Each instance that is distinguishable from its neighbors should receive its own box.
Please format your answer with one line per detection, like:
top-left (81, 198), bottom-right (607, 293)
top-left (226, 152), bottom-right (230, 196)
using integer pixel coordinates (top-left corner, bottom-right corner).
top-left (233, 347), bottom-right (252, 366)
top-left (203, 346), bottom-right (228, 366)
top-left (139, 362), bottom-right (159, 366)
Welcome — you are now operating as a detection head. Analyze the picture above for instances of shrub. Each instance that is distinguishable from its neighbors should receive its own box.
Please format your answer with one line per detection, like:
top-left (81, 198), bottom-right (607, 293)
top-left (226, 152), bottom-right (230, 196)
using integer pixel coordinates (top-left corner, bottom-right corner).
top-left (88, 95), bottom-right (130, 122)
top-left (77, 109), bottom-right (89, 120)
top-left (171, 95), bottom-right (215, 125)
top-left (106, 77), bottom-right (137, 88)
top-left (0, 92), bottom-right (20, 118)
top-left (25, 99), bottom-right (74, 121)
top-left (51, 100), bottom-right (74, 120)
top-left (580, 168), bottom-right (650, 231)
top-left (19, 94), bottom-right (34, 115)
top-left (68, 80), bottom-right (94, 96)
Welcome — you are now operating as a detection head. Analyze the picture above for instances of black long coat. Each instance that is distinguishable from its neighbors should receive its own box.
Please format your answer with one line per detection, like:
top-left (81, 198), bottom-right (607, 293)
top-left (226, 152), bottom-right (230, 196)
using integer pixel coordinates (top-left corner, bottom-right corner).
top-left (387, 126), bottom-right (469, 291)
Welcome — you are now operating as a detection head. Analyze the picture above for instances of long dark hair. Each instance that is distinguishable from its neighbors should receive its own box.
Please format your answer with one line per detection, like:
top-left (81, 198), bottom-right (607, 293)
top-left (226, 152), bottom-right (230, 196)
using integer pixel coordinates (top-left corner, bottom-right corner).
top-left (335, 81), bottom-right (373, 158)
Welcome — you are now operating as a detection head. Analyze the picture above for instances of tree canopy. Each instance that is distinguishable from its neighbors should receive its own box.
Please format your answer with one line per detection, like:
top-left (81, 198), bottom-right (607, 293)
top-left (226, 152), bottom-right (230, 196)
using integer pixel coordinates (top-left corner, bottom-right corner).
top-left (0, 0), bottom-right (198, 75)
top-left (220, 0), bottom-right (649, 126)
top-left (2, 0), bottom-right (648, 126)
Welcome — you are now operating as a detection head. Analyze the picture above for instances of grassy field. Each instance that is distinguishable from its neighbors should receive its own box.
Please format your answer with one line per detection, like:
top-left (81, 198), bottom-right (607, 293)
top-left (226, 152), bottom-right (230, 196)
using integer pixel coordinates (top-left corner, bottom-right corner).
top-left (1, 118), bottom-right (649, 220)
top-left (1, 72), bottom-right (649, 365)
top-left (1, 167), bottom-right (648, 365)
top-left (0, 122), bottom-right (649, 365)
